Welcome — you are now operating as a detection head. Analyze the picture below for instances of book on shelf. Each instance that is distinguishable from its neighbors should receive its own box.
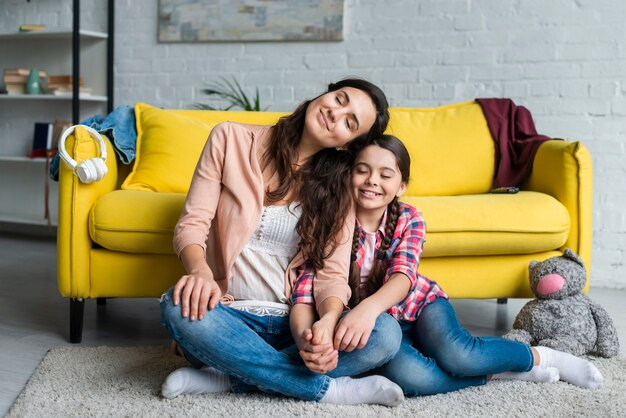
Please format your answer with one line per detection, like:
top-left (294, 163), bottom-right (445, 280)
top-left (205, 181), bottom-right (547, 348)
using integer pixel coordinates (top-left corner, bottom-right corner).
top-left (50, 87), bottom-right (92, 96)
top-left (29, 120), bottom-right (70, 158)
top-left (48, 75), bottom-right (83, 85)
top-left (4, 68), bottom-right (47, 78)
top-left (4, 74), bottom-right (28, 83)
top-left (4, 84), bottom-right (26, 95)
top-left (19, 24), bottom-right (46, 32)
top-left (30, 123), bottom-right (53, 158)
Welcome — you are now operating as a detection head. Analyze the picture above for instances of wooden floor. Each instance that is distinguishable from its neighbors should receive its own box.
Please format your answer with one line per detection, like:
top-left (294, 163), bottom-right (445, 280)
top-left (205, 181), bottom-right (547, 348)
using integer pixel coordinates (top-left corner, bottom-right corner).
top-left (1, 232), bottom-right (625, 416)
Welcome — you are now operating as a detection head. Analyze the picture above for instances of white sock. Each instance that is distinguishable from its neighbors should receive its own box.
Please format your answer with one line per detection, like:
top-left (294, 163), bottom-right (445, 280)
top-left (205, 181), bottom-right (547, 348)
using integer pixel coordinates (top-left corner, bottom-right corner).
top-left (493, 366), bottom-right (559, 383)
top-left (320, 376), bottom-right (404, 407)
top-left (534, 346), bottom-right (603, 389)
top-left (161, 366), bottom-right (231, 399)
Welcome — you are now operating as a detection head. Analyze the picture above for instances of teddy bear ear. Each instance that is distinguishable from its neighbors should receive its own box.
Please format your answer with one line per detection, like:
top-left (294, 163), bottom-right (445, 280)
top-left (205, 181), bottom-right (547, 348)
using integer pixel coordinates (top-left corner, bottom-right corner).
top-left (529, 260), bottom-right (539, 273)
top-left (563, 248), bottom-right (585, 268)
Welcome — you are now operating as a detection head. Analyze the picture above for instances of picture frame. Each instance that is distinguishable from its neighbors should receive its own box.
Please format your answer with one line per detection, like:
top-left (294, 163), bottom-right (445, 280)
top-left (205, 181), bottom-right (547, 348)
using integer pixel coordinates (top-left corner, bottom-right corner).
top-left (158, 0), bottom-right (345, 43)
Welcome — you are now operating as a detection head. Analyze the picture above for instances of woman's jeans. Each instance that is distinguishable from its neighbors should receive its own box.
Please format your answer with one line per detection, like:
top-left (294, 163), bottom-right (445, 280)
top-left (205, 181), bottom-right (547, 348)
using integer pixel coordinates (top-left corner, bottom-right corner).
top-left (160, 288), bottom-right (401, 401)
top-left (375, 298), bottom-right (534, 396)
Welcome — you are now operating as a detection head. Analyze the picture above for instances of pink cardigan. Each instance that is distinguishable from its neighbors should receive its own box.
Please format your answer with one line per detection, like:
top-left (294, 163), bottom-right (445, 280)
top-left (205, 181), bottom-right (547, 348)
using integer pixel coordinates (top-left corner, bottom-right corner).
top-left (173, 122), bottom-right (353, 308)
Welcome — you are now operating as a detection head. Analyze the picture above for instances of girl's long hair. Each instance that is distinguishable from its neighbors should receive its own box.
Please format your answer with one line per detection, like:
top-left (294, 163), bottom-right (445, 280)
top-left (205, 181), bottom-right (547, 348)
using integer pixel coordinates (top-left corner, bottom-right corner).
top-left (262, 78), bottom-right (389, 204)
top-left (347, 135), bottom-right (411, 308)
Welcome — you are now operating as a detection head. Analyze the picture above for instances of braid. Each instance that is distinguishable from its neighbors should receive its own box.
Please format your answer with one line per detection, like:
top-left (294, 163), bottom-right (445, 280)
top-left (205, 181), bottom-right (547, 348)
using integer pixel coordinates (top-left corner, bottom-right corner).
top-left (365, 197), bottom-right (400, 297)
top-left (347, 222), bottom-right (362, 308)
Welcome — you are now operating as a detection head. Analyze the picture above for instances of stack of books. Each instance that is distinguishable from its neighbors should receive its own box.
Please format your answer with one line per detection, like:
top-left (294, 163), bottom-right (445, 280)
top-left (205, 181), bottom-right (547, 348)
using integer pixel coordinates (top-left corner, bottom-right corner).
top-left (2, 68), bottom-right (47, 95)
top-left (47, 75), bottom-right (91, 96)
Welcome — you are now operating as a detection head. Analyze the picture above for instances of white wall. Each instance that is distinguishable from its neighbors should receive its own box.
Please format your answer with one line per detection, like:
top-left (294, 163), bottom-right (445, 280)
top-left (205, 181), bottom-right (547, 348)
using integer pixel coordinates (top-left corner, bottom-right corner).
top-left (2, 0), bottom-right (625, 289)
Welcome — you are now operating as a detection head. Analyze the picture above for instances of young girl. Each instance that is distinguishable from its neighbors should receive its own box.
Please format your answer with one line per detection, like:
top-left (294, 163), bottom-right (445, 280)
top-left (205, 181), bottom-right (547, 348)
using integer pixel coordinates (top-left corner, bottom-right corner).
top-left (290, 135), bottom-right (604, 396)
top-left (160, 79), bottom-right (406, 407)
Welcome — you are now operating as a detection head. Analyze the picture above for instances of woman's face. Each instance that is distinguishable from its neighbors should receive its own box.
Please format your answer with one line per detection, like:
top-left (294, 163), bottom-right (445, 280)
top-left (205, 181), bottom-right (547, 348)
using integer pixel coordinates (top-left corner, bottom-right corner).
top-left (351, 145), bottom-right (406, 213)
top-left (302, 87), bottom-right (377, 151)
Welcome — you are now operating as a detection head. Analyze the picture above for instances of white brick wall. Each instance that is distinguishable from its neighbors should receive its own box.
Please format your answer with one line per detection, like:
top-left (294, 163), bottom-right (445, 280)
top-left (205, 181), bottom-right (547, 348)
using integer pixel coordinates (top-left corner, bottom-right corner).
top-left (2, 0), bottom-right (625, 288)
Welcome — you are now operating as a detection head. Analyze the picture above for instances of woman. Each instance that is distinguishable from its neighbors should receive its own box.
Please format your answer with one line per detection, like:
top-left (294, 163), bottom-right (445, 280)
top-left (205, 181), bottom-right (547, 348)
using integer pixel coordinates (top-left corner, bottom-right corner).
top-left (160, 79), bottom-right (405, 406)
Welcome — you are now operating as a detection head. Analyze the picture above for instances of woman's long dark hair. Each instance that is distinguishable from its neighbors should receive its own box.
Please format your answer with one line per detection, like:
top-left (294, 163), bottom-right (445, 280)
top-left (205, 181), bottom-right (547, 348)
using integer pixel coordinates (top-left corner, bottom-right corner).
top-left (262, 78), bottom-right (389, 204)
top-left (346, 135), bottom-right (411, 308)
top-left (296, 146), bottom-right (357, 269)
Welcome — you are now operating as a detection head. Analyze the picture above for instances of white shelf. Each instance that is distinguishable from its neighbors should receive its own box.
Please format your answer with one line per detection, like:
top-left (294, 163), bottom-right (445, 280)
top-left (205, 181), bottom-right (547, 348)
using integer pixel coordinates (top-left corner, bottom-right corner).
top-left (0, 94), bottom-right (108, 102)
top-left (0, 156), bottom-right (49, 163)
top-left (0, 214), bottom-right (56, 227)
top-left (0, 29), bottom-right (107, 40)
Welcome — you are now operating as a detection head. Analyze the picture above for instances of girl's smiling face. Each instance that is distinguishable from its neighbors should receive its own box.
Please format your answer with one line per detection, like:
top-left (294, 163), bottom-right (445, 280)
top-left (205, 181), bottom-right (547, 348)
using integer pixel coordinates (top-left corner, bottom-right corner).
top-left (351, 144), bottom-right (407, 214)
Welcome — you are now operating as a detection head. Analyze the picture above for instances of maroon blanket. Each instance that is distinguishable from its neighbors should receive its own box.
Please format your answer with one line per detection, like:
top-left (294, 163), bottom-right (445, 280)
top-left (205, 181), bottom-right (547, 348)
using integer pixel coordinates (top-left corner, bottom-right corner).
top-left (476, 98), bottom-right (553, 188)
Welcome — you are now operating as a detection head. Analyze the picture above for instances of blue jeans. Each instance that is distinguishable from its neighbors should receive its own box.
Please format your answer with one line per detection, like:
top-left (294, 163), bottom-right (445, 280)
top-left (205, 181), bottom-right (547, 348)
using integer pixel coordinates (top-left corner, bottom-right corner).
top-left (375, 298), bottom-right (534, 396)
top-left (160, 288), bottom-right (401, 401)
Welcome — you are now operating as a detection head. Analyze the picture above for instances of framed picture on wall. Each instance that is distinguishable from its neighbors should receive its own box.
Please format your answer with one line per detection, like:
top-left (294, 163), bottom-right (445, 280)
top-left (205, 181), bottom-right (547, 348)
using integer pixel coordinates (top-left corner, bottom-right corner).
top-left (158, 0), bottom-right (345, 42)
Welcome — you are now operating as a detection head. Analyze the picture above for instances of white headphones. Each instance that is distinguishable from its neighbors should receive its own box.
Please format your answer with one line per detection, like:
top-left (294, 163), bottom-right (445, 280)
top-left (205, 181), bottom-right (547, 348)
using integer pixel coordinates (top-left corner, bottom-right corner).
top-left (58, 125), bottom-right (108, 184)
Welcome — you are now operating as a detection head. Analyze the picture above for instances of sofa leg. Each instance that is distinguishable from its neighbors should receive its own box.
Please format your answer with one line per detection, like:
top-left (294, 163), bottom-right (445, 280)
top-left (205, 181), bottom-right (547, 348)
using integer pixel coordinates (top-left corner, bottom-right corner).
top-left (70, 298), bottom-right (85, 343)
top-left (497, 298), bottom-right (508, 304)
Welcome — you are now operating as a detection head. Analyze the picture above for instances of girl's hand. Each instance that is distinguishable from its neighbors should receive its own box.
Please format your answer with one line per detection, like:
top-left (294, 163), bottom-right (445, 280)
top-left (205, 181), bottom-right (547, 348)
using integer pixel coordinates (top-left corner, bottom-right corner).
top-left (297, 328), bottom-right (338, 374)
top-left (173, 271), bottom-right (222, 321)
top-left (333, 306), bottom-right (378, 352)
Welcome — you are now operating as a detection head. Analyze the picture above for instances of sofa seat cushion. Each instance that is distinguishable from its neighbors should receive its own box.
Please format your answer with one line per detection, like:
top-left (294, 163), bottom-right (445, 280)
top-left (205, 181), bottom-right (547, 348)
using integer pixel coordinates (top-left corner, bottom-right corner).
top-left (90, 190), bottom-right (185, 254)
top-left (403, 191), bottom-right (570, 257)
top-left (93, 190), bottom-right (569, 259)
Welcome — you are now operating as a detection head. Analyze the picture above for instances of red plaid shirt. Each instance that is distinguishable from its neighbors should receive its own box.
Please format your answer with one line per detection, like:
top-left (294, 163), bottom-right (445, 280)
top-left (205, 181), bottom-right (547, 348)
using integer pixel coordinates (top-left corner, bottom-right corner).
top-left (291, 202), bottom-right (447, 321)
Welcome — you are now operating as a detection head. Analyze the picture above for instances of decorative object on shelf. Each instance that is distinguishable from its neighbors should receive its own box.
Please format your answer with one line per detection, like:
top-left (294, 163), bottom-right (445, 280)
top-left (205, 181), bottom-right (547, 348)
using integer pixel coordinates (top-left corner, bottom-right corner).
top-left (194, 76), bottom-right (266, 111)
top-left (58, 125), bottom-right (108, 184)
top-left (26, 67), bottom-right (41, 94)
top-left (158, 0), bottom-right (344, 42)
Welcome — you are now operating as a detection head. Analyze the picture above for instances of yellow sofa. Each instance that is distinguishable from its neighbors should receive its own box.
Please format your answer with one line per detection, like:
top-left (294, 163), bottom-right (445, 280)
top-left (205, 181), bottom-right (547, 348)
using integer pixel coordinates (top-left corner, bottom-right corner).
top-left (57, 101), bottom-right (592, 342)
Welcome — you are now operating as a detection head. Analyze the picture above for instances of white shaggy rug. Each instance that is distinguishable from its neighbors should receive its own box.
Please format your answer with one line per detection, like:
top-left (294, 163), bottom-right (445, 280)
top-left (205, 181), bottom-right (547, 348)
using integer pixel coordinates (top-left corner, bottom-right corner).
top-left (7, 346), bottom-right (626, 417)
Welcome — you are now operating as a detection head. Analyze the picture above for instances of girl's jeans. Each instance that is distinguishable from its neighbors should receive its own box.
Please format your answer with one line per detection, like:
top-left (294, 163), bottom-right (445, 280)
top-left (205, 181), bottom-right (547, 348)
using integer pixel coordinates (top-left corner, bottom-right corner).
top-left (160, 288), bottom-right (401, 402)
top-left (375, 297), bottom-right (534, 396)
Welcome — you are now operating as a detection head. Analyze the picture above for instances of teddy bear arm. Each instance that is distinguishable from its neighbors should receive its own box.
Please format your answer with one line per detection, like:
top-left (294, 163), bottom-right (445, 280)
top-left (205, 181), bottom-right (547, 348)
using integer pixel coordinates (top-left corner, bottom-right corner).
top-left (502, 328), bottom-right (533, 344)
top-left (589, 301), bottom-right (620, 357)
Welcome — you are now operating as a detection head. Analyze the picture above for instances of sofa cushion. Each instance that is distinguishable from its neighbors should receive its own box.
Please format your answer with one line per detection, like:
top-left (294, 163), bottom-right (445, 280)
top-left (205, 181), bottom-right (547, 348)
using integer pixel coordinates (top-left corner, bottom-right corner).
top-left (89, 190), bottom-right (186, 254)
top-left (91, 190), bottom-right (569, 258)
top-left (122, 103), bottom-right (285, 193)
top-left (388, 101), bottom-right (495, 196)
top-left (403, 191), bottom-right (570, 257)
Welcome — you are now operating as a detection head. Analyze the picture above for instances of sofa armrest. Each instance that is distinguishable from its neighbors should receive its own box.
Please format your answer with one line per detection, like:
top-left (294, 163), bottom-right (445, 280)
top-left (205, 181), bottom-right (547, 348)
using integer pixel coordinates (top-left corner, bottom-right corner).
top-left (522, 139), bottom-right (593, 284)
top-left (57, 129), bottom-right (119, 298)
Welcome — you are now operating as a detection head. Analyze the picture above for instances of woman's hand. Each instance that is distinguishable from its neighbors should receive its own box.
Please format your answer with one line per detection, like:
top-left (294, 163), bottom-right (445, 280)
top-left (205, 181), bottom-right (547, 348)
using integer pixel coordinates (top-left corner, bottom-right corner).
top-left (174, 244), bottom-right (222, 321)
top-left (334, 304), bottom-right (378, 352)
top-left (173, 270), bottom-right (222, 321)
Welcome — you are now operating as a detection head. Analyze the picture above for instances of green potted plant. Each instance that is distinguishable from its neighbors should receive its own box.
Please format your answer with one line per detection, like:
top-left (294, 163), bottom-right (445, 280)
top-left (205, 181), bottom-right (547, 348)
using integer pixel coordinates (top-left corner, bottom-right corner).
top-left (195, 76), bottom-right (266, 111)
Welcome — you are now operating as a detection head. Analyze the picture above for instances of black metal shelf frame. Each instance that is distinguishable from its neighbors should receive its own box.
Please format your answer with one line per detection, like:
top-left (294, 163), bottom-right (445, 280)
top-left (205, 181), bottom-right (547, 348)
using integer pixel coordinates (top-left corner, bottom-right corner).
top-left (72, 0), bottom-right (114, 124)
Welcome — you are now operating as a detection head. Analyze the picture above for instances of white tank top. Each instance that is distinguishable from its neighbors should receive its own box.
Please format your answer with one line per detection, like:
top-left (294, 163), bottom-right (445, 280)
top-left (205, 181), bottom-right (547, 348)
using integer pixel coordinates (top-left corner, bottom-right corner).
top-left (229, 202), bottom-right (301, 316)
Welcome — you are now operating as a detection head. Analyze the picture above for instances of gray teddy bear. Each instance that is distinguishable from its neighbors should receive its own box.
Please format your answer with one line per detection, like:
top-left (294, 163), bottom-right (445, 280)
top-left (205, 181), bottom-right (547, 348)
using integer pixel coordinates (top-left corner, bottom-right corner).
top-left (503, 248), bottom-right (620, 358)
